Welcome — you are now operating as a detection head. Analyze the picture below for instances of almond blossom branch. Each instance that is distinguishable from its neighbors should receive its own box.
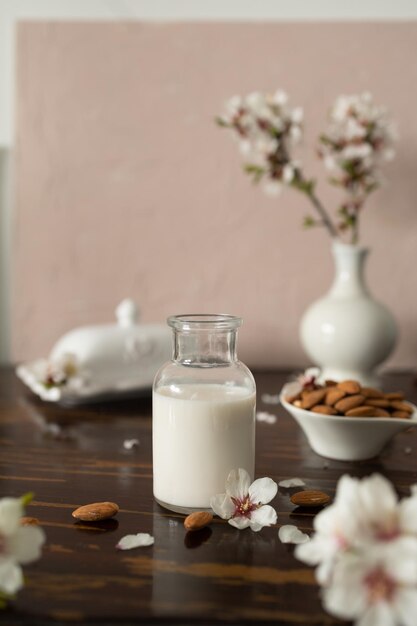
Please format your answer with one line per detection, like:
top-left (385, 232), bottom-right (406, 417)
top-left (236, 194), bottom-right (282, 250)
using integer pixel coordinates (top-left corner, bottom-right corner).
top-left (217, 90), bottom-right (396, 244)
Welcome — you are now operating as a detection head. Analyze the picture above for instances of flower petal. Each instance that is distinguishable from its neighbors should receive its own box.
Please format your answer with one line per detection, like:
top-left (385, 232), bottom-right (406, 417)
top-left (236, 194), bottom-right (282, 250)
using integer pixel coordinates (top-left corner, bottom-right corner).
top-left (249, 478), bottom-right (277, 505)
top-left (116, 533), bottom-right (154, 550)
top-left (228, 516), bottom-right (250, 530)
top-left (278, 478), bottom-right (306, 489)
top-left (210, 493), bottom-right (235, 520)
top-left (357, 603), bottom-right (396, 626)
top-left (393, 588), bottom-right (417, 626)
top-left (10, 526), bottom-right (46, 564)
top-left (225, 469), bottom-right (251, 501)
top-left (0, 498), bottom-right (23, 536)
top-left (249, 505), bottom-right (277, 531)
top-left (0, 558), bottom-right (24, 595)
top-left (278, 525), bottom-right (309, 544)
top-left (399, 496), bottom-right (417, 534)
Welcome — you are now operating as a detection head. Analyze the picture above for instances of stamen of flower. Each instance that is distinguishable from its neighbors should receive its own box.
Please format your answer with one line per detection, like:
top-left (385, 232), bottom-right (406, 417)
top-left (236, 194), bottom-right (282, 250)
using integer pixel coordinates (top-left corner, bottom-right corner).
top-left (365, 567), bottom-right (396, 604)
top-left (231, 496), bottom-right (259, 518)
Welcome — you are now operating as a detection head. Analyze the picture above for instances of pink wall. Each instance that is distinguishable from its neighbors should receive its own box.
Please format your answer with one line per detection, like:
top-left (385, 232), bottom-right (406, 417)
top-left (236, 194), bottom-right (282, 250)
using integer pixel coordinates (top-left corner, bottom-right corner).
top-left (13, 21), bottom-right (417, 368)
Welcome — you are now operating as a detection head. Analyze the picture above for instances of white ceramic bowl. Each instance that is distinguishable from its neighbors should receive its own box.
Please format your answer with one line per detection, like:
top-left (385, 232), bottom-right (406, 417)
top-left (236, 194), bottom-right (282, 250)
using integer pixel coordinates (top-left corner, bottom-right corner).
top-left (280, 382), bottom-right (417, 461)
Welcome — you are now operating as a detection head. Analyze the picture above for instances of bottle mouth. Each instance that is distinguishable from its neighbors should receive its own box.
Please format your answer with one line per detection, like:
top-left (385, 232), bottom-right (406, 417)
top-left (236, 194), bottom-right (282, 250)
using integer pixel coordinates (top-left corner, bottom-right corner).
top-left (167, 314), bottom-right (242, 332)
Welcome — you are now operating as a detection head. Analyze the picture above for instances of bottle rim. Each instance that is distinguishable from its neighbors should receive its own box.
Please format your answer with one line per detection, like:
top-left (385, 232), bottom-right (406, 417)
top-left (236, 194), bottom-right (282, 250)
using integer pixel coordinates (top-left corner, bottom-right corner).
top-left (167, 314), bottom-right (242, 331)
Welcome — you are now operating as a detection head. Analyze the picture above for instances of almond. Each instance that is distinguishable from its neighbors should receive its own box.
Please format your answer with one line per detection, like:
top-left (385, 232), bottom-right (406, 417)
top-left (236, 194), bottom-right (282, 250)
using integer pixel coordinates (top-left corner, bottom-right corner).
top-left (365, 398), bottom-right (391, 409)
top-left (20, 516), bottom-right (39, 526)
top-left (311, 404), bottom-right (338, 415)
top-left (290, 490), bottom-right (331, 507)
top-left (337, 380), bottom-right (362, 395)
top-left (365, 400), bottom-right (391, 417)
top-left (72, 502), bottom-right (119, 522)
top-left (286, 391), bottom-right (301, 404)
top-left (325, 387), bottom-right (346, 406)
top-left (301, 388), bottom-right (327, 410)
top-left (184, 511), bottom-right (213, 532)
top-left (390, 401), bottom-right (413, 414)
top-left (293, 400), bottom-right (302, 407)
top-left (385, 392), bottom-right (404, 401)
top-left (345, 406), bottom-right (374, 417)
top-left (361, 387), bottom-right (385, 399)
top-left (391, 411), bottom-right (411, 419)
top-left (335, 394), bottom-right (365, 414)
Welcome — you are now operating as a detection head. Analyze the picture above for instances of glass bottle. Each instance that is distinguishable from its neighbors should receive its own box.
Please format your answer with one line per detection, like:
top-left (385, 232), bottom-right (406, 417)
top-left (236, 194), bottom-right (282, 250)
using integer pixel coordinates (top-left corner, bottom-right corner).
top-left (152, 314), bottom-right (256, 514)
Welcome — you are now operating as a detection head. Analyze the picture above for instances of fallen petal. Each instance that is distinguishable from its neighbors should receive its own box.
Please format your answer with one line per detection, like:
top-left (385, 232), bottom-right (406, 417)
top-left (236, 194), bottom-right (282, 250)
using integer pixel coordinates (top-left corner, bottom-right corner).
top-left (256, 412), bottom-right (277, 424)
top-left (123, 439), bottom-right (140, 450)
top-left (261, 393), bottom-right (280, 405)
top-left (116, 533), bottom-right (154, 550)
top-left (278, 478), bottom-right (306, 489)
top-left (278, 525), bottom-right (310, 544)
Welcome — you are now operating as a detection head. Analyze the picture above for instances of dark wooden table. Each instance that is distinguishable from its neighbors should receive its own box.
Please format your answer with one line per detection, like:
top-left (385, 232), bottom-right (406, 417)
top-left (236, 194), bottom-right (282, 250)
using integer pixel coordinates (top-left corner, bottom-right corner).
top-left (2, 367), bottom-right (417, 625)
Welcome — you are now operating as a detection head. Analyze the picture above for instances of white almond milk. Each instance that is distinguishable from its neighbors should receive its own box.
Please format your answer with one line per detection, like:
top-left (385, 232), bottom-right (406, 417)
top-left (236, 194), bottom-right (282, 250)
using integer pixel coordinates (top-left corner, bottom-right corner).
top-left (152, 383), bottom-right (256, 509)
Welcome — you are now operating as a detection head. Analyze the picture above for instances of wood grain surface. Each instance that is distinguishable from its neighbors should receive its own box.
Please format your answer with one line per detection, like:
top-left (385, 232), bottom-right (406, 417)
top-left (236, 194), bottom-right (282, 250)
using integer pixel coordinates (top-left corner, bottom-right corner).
top-left (1, 367), bottom-right (417, 625)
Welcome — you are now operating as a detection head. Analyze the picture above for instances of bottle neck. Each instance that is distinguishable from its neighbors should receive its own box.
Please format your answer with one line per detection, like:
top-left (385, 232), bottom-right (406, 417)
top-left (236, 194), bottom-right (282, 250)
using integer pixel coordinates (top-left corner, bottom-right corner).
top-left (329, 241), bottom-right (370, 298)
top-left (173, 329), bottom-right (237, 366)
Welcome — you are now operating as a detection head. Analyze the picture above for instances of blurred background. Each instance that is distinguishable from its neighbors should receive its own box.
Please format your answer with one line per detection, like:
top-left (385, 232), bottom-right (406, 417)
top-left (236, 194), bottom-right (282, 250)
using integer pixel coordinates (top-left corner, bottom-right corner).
top-left (1, 0), bottom-right (417, 370)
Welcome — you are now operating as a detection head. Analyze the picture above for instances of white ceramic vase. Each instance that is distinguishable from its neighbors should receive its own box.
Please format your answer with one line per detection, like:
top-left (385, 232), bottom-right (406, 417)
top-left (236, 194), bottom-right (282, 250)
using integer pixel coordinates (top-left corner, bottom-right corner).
top-left (300, 242), bottom-right (397, 386)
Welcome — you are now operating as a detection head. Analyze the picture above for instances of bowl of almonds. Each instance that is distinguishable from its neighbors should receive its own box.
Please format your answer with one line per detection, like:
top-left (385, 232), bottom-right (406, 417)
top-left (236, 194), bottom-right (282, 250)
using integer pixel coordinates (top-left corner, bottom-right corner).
top-left (280, 379), bottom-right (417, 461)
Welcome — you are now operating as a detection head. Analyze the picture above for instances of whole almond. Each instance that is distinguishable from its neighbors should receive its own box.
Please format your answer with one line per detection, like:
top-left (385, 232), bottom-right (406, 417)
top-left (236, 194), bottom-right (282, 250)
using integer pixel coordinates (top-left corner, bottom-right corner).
top-left (184, 511), bottom-right (213, 532)
top-left (325, 388), bottom-right (346, 406)
top-left (286, 391), bottom-right (301, 404)
top-left (391, 411), bottom-right (411, 419)
top-left (366, 398), bottom-right (391, 409)
top-left (337, 380), bottom-right (362, 395)
top-left (385, 392), bottom-right (405, 401)
top-left (20, 516), bottom-right (39, 526)
top-left (369, 407), bottom-right (390, 417)
top-left (335, 394), bottom-right (365, 414)
top-left (72, 502), bottom-right (119, 522)
top-left (345, 406), bottom-right (374, 417)
top-left (301, 388), bottom-right (327, 410)
top-left (290, 490), bottom-right (331, 507)
top-left (390, 401), bottom-right (413, 414)
top-left (311, 405), bottom-right (338, 415)
top-left (361, 387), bottom-right (385, 399)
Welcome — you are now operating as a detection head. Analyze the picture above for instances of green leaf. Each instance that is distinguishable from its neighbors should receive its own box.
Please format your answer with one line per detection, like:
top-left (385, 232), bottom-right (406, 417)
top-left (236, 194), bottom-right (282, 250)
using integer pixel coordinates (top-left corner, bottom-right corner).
top-left (21, 492), bottom-right (34, 507)
top-left (215, 116), bottom-right (229, 127)
top-left (303, 216), bottom-right (316, 229)
top-left (243, 163), bottom-right (265, 183)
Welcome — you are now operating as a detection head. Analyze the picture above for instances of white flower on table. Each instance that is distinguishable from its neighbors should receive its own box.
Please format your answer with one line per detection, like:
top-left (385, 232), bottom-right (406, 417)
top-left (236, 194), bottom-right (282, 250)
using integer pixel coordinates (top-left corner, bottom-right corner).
top-left (0, 496), bottom-right (45, 595)
top-left (210, 468), bottom-right (277, 532)
top-left (322, 540), bottom-right (417, 626)
top-left (296, 474), bottom-right (417, 625)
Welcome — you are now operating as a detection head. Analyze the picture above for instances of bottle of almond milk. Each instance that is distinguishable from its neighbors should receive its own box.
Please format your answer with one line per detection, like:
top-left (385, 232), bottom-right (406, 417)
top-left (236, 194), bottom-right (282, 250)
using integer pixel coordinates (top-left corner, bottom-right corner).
top-left (152, 314), bottom-right (256, 513)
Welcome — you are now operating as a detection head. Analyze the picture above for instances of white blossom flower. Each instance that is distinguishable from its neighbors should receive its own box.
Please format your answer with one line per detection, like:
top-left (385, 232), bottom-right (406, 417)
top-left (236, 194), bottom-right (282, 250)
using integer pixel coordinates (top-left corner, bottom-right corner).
top-left (322, 540), bottom-right (417, 626)
top-left (319, 92), bottom-right (396, 213)
top-left (296, 474), bottom-right (417, 585)
top-left (0, 496), bottom-right (45, 595)
top-left (218, 89), bottom-right (303, 194)
top-left (283, 164), bottom-right (295, 183)
top-left (116, 533), bottom-right (154, 550)
top-left (44, 353), bottom-right (78, 387)
top-left (279, 524), bottom-right (310, 545)
top-left (210, 468), bottom-right (278, 532)
top-left (263, 180), bottom-right (282, 196)
top-left (297, 367), bottom-right (320, 389)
